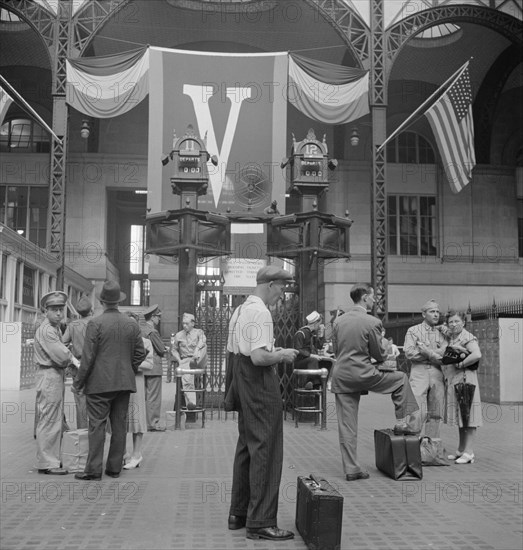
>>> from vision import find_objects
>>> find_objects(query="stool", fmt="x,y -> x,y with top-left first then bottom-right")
174,368 -> 207,429
291,368 -> 328,430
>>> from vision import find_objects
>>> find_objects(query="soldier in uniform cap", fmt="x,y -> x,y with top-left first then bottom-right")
34,291 -> 80,475
226,265 -> 298,541
62,295 -> 92,428
403,298 -> 447,437
141,304 -> 167,431
170,312 -> 207,409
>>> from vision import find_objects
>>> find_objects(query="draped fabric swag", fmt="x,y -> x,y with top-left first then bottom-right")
66,46 -> 368,124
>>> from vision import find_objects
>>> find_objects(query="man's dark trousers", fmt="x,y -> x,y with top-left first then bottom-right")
85,391 -> 130,475
229,354 -> 283,528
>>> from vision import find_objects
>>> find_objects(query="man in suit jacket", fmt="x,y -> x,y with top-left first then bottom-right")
63,295 -> 92,429
331,283 -> 419,481
73,281 -> 146,481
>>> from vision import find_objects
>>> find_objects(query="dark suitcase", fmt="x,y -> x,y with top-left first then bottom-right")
296,474 -> 343,550
374,429 -> 423,480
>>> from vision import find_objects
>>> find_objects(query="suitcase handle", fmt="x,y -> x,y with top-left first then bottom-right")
309,474 -> 323,489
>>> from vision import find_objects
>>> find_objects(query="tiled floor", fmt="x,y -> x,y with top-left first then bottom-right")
1,383 -> 521,550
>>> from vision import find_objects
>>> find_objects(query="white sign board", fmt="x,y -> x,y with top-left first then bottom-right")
222,258 -> 266,295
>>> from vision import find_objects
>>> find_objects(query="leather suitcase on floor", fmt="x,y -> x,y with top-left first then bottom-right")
374,428 -> 423,480
296,474 -> 343,550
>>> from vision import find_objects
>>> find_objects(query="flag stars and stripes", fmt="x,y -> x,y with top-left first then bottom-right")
448,71 -> 472,121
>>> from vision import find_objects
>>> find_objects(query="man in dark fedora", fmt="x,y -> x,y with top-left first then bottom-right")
34,291 -> 79,475
73,281 -> 146,480
63,295 -> 93,429
142,304 -> 167,431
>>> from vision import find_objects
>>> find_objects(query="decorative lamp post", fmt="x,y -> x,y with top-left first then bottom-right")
146,125 -> 230,319
270,129 -> 352,317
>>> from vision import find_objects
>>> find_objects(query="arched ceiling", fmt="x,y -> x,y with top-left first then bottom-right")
389,22 -> 511,97
84,0 -> 357,66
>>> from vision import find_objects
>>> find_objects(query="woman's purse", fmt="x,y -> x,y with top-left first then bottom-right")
138,338 -> 154,372
442,345 -> 479,371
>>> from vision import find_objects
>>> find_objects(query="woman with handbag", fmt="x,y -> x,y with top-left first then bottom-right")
123,312 -> 154,469
442,311 -> 482,464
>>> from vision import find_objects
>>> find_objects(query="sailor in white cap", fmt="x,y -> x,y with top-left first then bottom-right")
34,291 -> 80,475
171,312 -> 207,409
293,310 -> 330,389
403,298 -> 447,438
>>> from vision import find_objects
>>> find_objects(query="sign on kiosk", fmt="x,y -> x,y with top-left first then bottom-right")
222,259 -> 266,295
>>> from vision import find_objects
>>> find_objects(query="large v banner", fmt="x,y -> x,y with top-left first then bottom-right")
147,48 -> 288,216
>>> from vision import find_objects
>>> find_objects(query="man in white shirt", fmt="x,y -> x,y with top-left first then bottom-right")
226,266 -> 298,541
404,299 -> 446,437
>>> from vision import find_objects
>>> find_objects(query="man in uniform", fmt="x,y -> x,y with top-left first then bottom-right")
63,295 -> 92,429
227,265 -> 298,541
34,290 -> 79,475
73,280 -> 145,480
170,312 -> 207,409
404,299 -> 446,438
142,304 -> 167,431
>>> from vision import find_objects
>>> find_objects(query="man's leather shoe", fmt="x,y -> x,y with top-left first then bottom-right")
148,426 -> 166,432
104,470 -> 120,478
74,472 -> 101,481
246,527 -> 294,540
228,515 -> 246,530
346,471 -> 370,481
393,423 -> 419,436
38,468 -> 68,475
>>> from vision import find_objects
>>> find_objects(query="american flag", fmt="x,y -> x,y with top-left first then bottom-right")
425,63 -> 476,193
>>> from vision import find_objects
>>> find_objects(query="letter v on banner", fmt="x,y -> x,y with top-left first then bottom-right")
183,85 -> 252,207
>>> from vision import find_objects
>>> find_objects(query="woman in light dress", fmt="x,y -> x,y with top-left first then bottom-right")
443,311 -> 483,464
124,312 -> 153,469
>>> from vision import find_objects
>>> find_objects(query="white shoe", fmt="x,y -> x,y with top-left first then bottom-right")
455,452 -> 474,464
123,456 -> 143,469
447,451 -> 463,460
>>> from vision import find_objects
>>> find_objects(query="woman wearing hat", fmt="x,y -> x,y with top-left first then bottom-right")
123,312 -> 154,469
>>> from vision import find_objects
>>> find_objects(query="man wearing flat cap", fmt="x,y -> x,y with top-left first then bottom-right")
34,291 -> 80,475
226,265 -> 298,541
404,298 -> 447,438
171,312 -> 207,409
293,310 -> 331,389
73,281 -> 146,480
63,295 -> 93,429
141,304 -> 167,431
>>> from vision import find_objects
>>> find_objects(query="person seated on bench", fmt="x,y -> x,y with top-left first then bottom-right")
293,311 -> 332,390
171,313 -> 207,409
